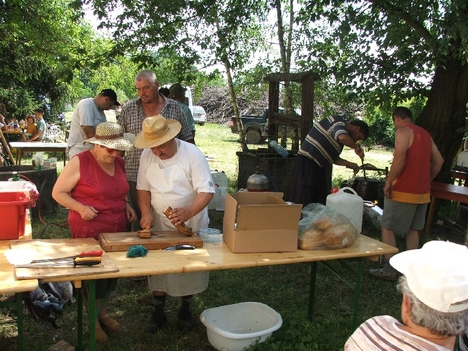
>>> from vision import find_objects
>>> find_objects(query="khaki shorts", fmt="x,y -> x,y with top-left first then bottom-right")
380,198 -> 427,236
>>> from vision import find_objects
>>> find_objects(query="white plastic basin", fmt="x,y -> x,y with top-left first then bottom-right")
200,302 -> 282,351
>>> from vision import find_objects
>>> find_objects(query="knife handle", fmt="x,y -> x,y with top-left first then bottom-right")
78,250 -> 103,257
74,257 -> 102,267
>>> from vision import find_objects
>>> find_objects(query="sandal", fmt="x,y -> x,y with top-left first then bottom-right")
99,316 -> 121,331
85,326 -> 109,342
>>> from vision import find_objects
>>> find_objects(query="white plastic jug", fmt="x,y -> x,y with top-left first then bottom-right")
209,171 -> 228,210
326,187 -> 363,233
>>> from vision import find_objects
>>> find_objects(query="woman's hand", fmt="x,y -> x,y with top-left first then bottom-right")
126,204 -> 136,222
79,205 -> 98,221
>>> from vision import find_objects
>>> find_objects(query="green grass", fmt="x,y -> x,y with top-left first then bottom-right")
0,124 -> 464,350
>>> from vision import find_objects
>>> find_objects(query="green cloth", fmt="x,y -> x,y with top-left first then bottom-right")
126,245 -> 148,258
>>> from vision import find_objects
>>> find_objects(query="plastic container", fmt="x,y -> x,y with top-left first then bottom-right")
0,191 -> 31,239
200,302 -> 282,351
209,170 -> 228,210
198,228 -> 222,242
326,187 -> 363,233
269,140 -> 288,158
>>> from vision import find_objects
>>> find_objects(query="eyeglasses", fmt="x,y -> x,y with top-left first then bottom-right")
99,145 -> 118,153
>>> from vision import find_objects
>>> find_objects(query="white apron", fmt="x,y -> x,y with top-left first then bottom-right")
147,143 -> 209,296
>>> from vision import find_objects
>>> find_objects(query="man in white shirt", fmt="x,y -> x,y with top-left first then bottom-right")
67,89 -> 119,159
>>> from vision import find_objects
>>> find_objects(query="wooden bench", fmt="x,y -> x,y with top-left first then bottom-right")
425,181 -> 468,235
9,142 -> 67,167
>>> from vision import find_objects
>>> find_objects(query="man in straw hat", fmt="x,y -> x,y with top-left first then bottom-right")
345,240 -> 468,351
133,115 -> 214,332
118,70 -> 193,232
67,89 -> 120,160
53,122 -> 136,342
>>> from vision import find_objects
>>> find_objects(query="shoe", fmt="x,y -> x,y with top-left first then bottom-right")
144,310 -> 167,333
177,307 -> 194,331
368,268 -> 398,281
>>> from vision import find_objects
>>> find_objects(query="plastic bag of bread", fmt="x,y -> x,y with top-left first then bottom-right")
298,203 -> 358,250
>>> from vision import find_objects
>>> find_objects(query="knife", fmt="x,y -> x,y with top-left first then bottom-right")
30,250 -> 103,263
15,256 -> 102,268
163,244 -> 195,251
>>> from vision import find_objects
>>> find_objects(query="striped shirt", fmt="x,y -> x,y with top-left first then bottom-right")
345,315 -> 454,350
118,95 -> 193,182
298,115 -> 348,168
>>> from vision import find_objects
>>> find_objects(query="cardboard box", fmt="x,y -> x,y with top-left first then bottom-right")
222,192 -> 302,253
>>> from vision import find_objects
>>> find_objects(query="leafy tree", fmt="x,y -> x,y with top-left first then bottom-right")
297,0 -> 468,180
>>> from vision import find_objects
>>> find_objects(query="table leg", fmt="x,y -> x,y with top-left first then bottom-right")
16,292 -> 24,351
77,287 -> 83,351
352,260 -> 363,329
88,280 -> 96,351
307,262 -> 318,320
425,197 -> 437,236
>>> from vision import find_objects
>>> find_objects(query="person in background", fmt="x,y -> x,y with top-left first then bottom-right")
0,113 -> 8,131
52,122 -> 136,342
67,89 -> 120,159
369,107 -> 444,281
22,108 -> 46,142
134,115 -> 214,333
169,83 -> 196,141
345,240 -> 468,351
0,96 -> 7,119
25,115 -> 36,136
290,115 -> 368,206
159,87 -> 170,98
118,70 -> 194,231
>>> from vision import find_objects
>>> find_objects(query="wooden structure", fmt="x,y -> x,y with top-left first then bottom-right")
9,141 -> 67,166
0,129 -> 16,165
264,71 -> 321,152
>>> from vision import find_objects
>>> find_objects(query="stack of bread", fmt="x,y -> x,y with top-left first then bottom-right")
298,203 -> 358,250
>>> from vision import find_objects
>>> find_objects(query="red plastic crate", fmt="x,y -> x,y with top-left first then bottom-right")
0,192 -> 31,240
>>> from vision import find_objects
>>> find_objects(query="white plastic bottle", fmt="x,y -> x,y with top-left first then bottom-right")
269,140 -> 289,158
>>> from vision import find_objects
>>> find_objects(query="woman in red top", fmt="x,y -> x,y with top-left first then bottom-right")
52,122 -> 136,342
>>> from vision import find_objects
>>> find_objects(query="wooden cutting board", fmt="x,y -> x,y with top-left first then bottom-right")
98,231 -> 204,252
10,238 -> 119,280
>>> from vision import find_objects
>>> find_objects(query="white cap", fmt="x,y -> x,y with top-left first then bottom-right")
390,241 -> 468,313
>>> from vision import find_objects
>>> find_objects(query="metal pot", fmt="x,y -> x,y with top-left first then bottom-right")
247,168 -> 270,192
351,177 -> 384,202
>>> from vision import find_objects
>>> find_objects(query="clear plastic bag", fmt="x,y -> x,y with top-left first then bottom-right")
298,203 -> 358,250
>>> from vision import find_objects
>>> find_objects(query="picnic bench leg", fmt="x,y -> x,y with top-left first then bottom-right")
425,197 -> 437,236
16,292 -> 24,351
307,262 -> 318,320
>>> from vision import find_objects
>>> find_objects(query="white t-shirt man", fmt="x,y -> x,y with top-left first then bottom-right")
67,98 -> 106,159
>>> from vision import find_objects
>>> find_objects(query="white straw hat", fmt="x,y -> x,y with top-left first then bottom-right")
133,115 -> 181,149
390,240 -> 468,313
85,122 -> 134,151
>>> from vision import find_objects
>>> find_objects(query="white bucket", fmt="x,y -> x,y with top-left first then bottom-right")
326,187 -> 363,233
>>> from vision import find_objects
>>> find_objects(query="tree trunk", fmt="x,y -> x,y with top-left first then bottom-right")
417,57 -> 468,182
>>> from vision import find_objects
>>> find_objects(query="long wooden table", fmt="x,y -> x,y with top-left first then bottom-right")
0,213 -> 38,351
13,234 -> 397,351
9,142 -> 67,166
425,181 -> 468,235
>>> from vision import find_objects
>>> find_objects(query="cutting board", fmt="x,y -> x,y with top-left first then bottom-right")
10,238 -> 119,280
98,231 -> 204,252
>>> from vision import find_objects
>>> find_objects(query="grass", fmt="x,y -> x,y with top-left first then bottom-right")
0,124 -> 464,350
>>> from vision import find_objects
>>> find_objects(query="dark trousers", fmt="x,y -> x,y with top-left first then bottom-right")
290,155 -> 331,206
128,180 -> 142,231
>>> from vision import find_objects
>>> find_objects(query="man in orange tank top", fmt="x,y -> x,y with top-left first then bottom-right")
369,107 -> 444,281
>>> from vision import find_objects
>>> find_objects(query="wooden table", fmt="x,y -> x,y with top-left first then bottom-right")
425,181 -> 468,235
0,213 -> 38,351
10,234 -> 397,351
9,142 -> 67,166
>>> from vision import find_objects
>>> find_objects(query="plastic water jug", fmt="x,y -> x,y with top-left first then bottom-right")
209,170 -> 228,210
326,187 -> 363,233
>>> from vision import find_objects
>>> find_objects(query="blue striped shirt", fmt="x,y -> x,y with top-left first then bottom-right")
298,115 -> 349,168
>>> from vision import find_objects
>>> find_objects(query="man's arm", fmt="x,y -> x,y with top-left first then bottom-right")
383,127 -> 410,197
137,189 -> 153,229
337,134 -> 365,159
81,126 -> 96,139
430,139 -> 444,180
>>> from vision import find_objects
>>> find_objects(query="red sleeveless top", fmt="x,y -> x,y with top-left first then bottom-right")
392,124 -> 432,204
68,150 -> 129,239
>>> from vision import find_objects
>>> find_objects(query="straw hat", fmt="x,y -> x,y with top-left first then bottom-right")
85,122 -> 135,151
133,115 -> 181,149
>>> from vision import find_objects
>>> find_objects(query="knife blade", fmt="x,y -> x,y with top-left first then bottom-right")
15,256 -> 102,268
163,244 -> 195,251
31,250 -> 103,263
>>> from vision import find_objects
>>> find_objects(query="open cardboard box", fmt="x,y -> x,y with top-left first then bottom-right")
222,192 -> 302,253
